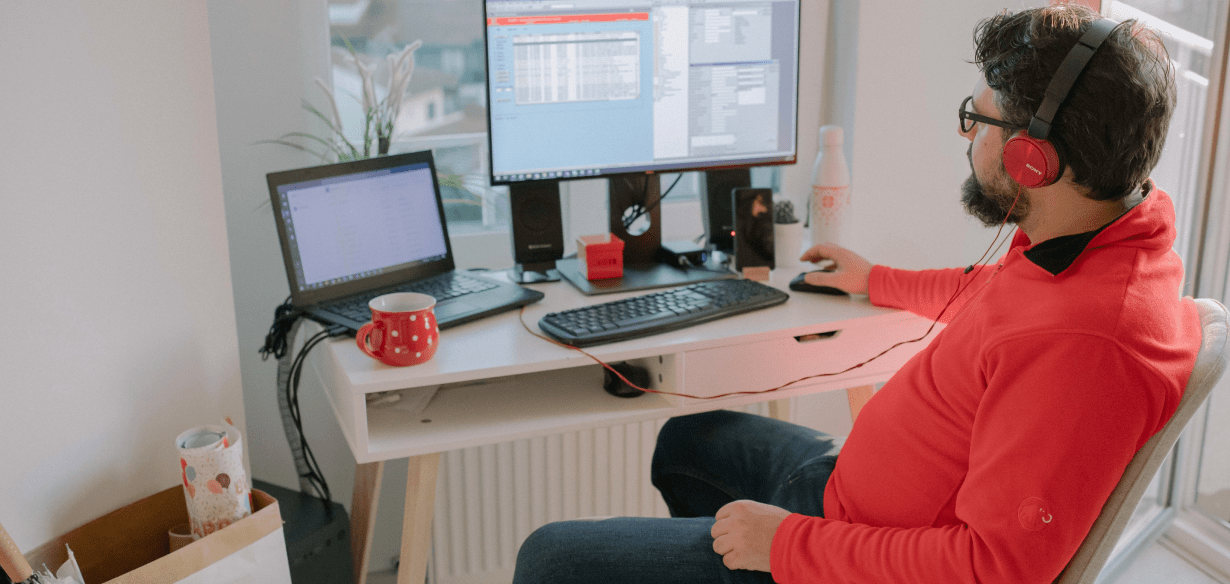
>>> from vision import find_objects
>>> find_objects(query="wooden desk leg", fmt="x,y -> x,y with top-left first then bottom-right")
398,453 -> 441,584
352,461 -> 385,584
846,385 -> 877,422
768,399 -> 791,422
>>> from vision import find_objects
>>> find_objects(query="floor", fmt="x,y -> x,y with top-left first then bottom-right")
1109,539 -> 1226,584
366,537 -> 1227,584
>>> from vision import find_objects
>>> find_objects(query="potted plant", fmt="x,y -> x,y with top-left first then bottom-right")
773,199 -> 805,268
263,40 -> 423,162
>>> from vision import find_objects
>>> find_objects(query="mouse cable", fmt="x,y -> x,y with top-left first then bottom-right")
516,186 -> 1024,400
518,305 -> 945,400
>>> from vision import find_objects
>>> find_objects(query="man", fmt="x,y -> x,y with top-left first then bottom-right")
513,6 -> 1202,583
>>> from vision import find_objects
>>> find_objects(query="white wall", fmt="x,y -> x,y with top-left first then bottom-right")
206,0 -> 358,505
841,0 -> 1046,270
0,3 -> 243,552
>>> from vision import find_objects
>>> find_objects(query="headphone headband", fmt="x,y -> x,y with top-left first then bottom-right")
1027,18 -> 1118,139
1004,17 -> 1119,188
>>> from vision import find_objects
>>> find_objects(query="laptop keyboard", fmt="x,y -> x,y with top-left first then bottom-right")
331,272 -> 499,322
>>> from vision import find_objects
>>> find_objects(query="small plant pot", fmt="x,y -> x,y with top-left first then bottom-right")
774,222 -> 805,269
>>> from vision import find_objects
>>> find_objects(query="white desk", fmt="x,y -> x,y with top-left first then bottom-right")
309,268 -> 935,584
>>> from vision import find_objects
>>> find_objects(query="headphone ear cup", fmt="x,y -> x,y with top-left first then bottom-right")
1003,133 -> 1061,188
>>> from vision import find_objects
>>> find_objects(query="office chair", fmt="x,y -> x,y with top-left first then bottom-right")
1054,297 -> 1229,584
837,299 -> 1227,583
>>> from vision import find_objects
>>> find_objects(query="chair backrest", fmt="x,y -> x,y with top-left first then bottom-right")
1054,298 -> 1230,584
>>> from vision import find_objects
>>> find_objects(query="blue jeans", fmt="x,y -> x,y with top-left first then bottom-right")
512,410 -> 843,584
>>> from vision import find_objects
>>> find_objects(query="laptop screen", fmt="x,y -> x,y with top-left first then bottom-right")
268,151 -> 456,306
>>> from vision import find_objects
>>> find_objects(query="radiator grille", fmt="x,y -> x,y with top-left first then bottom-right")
430,404 -> 769,584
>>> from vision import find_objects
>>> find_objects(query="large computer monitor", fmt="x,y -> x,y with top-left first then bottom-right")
483,0 -> 801,273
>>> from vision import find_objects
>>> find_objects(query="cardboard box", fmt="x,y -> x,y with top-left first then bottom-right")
577,233 -> 624,280
25,487 -> 288,584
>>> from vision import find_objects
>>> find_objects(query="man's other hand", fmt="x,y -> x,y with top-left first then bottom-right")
710,500 -> 790,572
800,243 -> 872,294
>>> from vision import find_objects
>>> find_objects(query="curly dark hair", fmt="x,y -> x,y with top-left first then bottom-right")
973,4 -> 1175,201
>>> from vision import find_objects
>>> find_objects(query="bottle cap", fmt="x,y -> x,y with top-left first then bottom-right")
820,125 -> 844,147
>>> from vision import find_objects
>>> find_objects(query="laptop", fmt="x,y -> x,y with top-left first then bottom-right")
267,150 -> 544,333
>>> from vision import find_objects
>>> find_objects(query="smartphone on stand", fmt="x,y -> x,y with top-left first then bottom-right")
732,187 -> 775,271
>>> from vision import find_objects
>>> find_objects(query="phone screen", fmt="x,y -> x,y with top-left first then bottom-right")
732,187 -> 775,271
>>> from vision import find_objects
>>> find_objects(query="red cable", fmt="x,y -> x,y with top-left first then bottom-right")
518,186 -> 1024,400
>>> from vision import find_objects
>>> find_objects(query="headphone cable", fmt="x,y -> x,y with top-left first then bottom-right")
519,186 -> 1025,400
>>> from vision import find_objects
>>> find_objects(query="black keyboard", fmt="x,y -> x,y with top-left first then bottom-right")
539,279 -> 789,347
332,272 -> 499,321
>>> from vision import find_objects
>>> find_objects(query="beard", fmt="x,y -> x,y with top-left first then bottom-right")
961,147 -> 1028,227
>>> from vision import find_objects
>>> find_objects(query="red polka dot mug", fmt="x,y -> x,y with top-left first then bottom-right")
356,292 -> 439,366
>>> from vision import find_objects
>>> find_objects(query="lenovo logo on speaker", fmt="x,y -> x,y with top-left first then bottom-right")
528,243 -> 553,250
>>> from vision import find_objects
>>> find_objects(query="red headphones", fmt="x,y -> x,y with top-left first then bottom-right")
1001,18 -> 1118,189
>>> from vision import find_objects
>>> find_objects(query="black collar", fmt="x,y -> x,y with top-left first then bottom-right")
1022,226 -> 1109,275
1021,182 -> 1149,276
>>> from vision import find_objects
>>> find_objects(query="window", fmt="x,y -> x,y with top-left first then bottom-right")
1100,1 -> 1230,580
327,0 -> 782,248
328,0 -> 502,236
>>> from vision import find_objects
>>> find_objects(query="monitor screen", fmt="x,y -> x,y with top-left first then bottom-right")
484,0 -> 800,184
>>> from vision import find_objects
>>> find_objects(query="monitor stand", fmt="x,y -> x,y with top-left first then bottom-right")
607,173 -> 662,265
556,172 -> 736,295
555,257 -> 735,296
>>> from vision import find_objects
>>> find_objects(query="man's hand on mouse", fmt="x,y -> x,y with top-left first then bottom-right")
799,243 -> 872,295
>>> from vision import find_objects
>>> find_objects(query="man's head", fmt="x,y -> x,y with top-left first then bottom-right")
971,5 -> 1175,203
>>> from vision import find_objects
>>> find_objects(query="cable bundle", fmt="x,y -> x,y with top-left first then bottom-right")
260,297 -> 338,504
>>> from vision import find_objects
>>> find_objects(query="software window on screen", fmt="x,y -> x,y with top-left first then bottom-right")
485,0 -> 800,182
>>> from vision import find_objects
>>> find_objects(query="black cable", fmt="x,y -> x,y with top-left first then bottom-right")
677,254 -> 732,274
279,322 -> 347,504
621,173 -> 685,230
297,330 -> 341,498
259,295 -> 301,361
260,293 -> 353,504
287,328 -> 334,502
260,297 -> 330,501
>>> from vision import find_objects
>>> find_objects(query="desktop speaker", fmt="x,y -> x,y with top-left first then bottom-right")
509,181 -> 565,271
699,169 -> 751,254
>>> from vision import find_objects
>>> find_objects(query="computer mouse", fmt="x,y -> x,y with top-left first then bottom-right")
790,271 -> 848,296
603,362 -> 649,398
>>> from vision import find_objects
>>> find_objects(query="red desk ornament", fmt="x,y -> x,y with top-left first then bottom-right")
577,234 -> 624,280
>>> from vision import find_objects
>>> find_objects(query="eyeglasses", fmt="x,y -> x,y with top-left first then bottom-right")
959,95 -> 1014,133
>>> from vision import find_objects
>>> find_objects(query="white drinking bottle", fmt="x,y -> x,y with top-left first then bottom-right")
809,125 -> 850,247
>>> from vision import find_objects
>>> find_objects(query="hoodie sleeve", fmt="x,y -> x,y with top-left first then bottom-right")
767,333 -> 1166,584
868,264 -> 989,322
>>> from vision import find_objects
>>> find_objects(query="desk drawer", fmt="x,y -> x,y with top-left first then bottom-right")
681,315 -> 934,401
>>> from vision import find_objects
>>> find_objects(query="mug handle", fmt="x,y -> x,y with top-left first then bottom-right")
356,321 -> 385,359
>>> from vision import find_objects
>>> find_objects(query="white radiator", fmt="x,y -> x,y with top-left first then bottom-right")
429,404 -> 770,584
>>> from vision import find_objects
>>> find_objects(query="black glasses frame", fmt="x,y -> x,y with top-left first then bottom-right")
959,96 -> 1015,133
